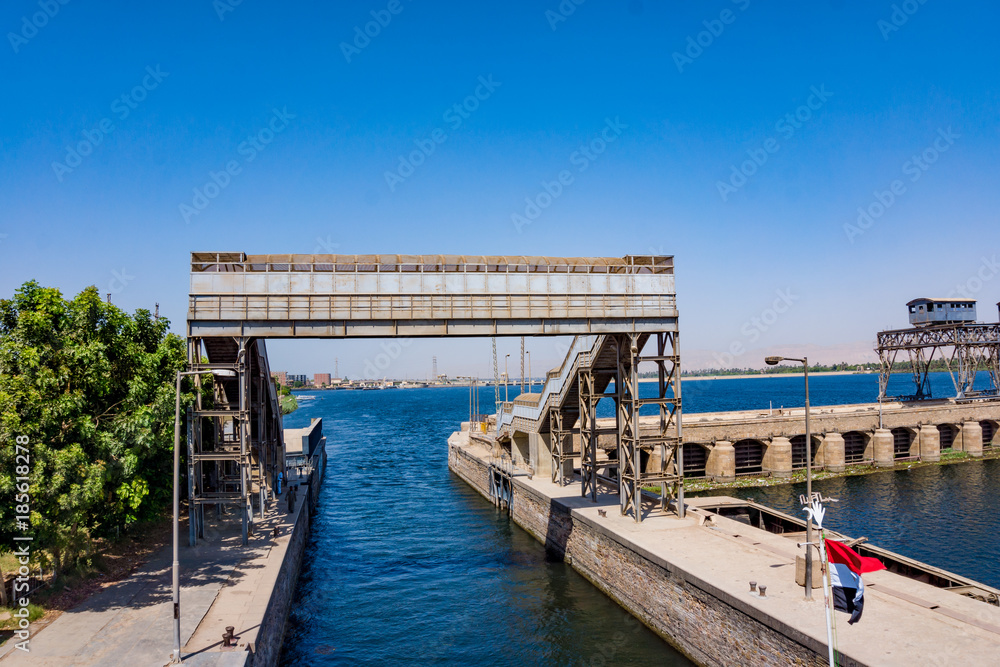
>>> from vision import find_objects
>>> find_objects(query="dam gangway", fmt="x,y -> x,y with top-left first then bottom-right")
187,252 -> 682,525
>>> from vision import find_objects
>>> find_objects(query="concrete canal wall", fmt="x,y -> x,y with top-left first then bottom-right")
184,448 -> 327,667
449,440 -> 828,666
246,449 -> 325,666
448,430 -> 1000,667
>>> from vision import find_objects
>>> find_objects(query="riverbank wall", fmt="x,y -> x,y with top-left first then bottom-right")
246,448 -> 326,666
182,447 -> 327,666
448,430 -> 1000,666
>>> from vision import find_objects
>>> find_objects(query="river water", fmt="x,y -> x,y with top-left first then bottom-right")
279,372 -> 997,664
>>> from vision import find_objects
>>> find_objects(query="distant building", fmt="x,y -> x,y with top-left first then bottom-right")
907,298 -> 977,327
287,374 -> 309,385
272,371 -> 288,386
314,373 -> 331,386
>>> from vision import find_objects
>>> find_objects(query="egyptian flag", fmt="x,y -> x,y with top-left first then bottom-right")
825,539 -> 886,625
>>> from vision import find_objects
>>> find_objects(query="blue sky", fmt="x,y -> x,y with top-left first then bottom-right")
2,0 -> 998,377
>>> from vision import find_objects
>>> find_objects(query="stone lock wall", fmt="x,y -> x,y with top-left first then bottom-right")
448,440 -> 848,667
664,401 -> 1000,481
250,450 -> 326,666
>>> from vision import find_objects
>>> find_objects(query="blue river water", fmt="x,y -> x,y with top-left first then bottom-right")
280,372 -> 998,664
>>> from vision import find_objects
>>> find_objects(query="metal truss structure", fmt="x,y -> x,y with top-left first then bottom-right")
615,332 -> 683,522
549,407 -> 575,486
185,336 -> 284,546
578,367 -> 618,501
567,333 -> 684,521
876,323 -> 1000,402
187,252 -> 682,534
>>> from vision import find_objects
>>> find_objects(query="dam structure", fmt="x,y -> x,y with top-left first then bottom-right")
187,251 -> 682,522
182,251 -> 1000,664
455,278 -> 1000,664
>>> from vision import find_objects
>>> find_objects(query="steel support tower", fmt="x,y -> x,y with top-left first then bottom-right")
614,332 -> 683,522
185,336 -> 284,546
877,323 -> 1000,402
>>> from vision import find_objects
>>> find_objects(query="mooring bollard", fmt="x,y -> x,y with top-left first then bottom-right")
759,585 -> 767,598
223,626 -> 236,647
750,581 -> 757,593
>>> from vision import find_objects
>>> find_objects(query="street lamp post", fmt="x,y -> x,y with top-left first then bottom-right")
765,354 -> 814,601
504,354 -> 510,403
526,351 -> 532,392
172,368 -> 235,664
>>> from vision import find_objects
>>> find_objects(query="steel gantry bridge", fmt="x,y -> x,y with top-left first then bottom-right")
876,322 -> 1000,403
186,252 -> 682,535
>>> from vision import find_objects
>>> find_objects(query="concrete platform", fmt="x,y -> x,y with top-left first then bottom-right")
0,468 -> 317,667
449,430 -> 1000,666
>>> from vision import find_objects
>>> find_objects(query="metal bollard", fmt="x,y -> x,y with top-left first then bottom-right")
750,581 -> 757,593
759,585 -> 767,598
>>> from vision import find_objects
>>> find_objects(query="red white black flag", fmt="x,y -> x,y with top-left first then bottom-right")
825,539 -> 886,624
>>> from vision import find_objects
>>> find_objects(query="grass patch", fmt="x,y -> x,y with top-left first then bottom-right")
0,603 -> 45,630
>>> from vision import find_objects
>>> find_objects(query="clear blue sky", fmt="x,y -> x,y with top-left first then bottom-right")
2,0 -> 998,376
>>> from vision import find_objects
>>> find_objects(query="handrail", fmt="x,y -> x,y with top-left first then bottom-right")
496,334 -> 604,436
191,254 -> 675,275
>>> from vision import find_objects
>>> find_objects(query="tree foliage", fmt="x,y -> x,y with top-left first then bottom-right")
0,281 -> 187,572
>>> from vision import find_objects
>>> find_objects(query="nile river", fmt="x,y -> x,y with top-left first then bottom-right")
279,372 -> 998,664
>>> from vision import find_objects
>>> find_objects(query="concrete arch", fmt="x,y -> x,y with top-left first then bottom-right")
682,443 -> 709,478
789,434 -> 821,469
733,439 -> 765,475
842,431 -> 870,464
891,427 -> 916,459
981,420 -> 998,448
937,423 -> 959,450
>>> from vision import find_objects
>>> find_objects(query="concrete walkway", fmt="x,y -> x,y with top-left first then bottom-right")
454,432 -> 1000,665
0,487 -> 304,667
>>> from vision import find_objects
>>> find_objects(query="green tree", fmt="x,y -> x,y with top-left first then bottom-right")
0,282 -> 187,574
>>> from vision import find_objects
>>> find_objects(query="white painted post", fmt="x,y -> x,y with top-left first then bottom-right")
818,531 -> 836,667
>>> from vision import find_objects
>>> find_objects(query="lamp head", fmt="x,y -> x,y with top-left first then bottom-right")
764,356 -> 784,366
213,370 -> 237,378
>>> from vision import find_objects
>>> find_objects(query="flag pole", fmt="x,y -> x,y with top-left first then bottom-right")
818,528 -> 836,667
804,496 -> 837,667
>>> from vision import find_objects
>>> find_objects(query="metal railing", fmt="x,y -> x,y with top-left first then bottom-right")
497,335 -> 602,436
189,293 -> 677,322
191,254 -> 675,275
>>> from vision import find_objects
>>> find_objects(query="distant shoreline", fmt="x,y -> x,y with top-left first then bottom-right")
668,370 -> 876,382
288,370 -> 879,391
